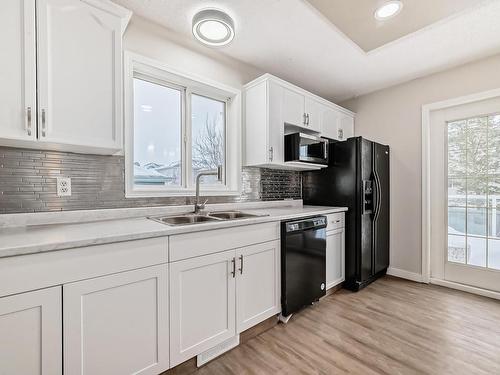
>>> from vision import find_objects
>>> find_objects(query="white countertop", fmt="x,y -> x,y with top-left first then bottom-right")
0,201 -> 347,258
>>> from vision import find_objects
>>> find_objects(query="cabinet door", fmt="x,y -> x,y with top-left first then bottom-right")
320,106 -> 340,140
0,287 -> 62,375
326,229 -> 345,289
37,0 -> 122,152
338,114 -> 354,141
0,0 -> 36,143
236,240 -> 280,333
305,97 -> 322,132
170,250 -> 236,367
63,265 -> 169,375
282,86 -> 305,128
268,80 -> 285,164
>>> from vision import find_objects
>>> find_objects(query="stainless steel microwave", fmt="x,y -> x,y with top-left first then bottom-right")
284,133 -> 329,165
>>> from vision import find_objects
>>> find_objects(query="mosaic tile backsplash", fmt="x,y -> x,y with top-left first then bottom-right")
0,147 -> 302,214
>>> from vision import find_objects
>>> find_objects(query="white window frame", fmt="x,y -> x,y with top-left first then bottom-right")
124,51 -> 242,197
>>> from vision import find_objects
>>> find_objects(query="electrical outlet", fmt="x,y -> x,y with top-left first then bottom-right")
56,177 -> 71,197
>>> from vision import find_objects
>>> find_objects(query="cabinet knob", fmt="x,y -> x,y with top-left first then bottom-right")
269,147 -> 274,162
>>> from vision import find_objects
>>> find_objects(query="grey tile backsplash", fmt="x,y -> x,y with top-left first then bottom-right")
0,147 -> 302,214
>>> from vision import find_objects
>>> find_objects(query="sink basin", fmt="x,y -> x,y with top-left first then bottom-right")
149,211 -> 267,226
207,211 -> 262,220
151,215 -> 221,226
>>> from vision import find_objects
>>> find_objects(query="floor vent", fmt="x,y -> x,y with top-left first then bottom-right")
196,335 -> 240,367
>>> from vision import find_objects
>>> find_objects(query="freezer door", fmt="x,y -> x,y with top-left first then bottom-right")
359,138 -> 373,282
373,143 -> 390,274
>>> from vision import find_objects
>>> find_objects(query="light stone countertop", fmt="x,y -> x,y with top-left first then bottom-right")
0,201 -> 347,258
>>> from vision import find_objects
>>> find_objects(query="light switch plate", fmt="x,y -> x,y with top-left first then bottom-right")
56,177 -> 72,197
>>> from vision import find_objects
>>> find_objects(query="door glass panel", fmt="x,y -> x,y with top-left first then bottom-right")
467,237 -> 487,267
447,114 -> 500,270
448,235 -> 466,264
467,208 -> 487,237
467,178 -> 487,207
488,208 -> 500,239
488,239 -> 500,270
448,207 -> 466,234
448,179 -> 466,207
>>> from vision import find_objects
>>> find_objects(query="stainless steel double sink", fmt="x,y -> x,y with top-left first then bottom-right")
149,211 -> 266,226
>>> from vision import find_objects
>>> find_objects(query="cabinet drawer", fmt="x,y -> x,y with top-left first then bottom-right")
169,222 -> 280,262
326,213 -> 345,230
0,237 -> 168,298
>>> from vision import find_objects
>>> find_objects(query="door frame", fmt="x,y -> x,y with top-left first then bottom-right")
421,87 -> 500,300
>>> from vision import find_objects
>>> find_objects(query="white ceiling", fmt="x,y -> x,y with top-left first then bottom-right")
306,0 -> 486,52
112,0 -> 500,102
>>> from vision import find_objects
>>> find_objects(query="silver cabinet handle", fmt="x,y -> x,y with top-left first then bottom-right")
306,114 -> 310,126
41,109 -> 46,137
303,113 -> 307,126
238,255 -> 243,275
26,107 -> 32,136
338,128 -> 343,140
231,257 -> 236,278
269,147 -> 274,162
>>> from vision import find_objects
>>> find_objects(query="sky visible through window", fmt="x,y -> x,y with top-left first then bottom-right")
133,78 -> 225,187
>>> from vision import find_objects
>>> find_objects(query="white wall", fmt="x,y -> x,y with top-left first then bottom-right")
123,16 -> 262,90
341,53 -> 500,276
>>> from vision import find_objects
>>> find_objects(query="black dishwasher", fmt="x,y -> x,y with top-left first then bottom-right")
281,216 -> 327,317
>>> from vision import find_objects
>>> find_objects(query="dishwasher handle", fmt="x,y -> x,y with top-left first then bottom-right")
284,216 -> 327,233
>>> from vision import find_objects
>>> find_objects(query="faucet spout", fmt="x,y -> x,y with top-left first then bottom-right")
194,165 -> 223,213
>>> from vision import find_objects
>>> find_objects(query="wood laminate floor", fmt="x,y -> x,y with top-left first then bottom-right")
187,276 -> 500,375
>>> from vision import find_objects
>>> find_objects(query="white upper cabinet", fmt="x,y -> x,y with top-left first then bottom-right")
282,86 -> 306,128
37,0 -> 127,153
0,0 -> 36,143
320,105 -> 340,140
338,114 -> 355,141
304,97 -> 322,132
244,74 -> 354,170
0,0 -> 131,154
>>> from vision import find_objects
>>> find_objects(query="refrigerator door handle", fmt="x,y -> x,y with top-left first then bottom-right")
373,171 -> 382,222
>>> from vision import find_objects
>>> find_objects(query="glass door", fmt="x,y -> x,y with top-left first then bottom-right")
445,113 -> 500,290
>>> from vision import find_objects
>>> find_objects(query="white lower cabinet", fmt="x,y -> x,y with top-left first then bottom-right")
169,250 -> 236,367
63,265 -> 169,375
169,239 -> 281,367
236,240 -> 280,333
0,286 -> 62,375
326,228 -> 345,289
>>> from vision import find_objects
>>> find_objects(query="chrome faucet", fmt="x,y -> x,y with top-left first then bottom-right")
194,166 -> 223,214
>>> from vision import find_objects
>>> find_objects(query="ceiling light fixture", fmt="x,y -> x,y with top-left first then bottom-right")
192,9 -> 235,47
374,1 -> 403,21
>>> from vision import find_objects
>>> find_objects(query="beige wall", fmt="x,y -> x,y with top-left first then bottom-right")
123,16 -> 262,90
341,53 -> 500,276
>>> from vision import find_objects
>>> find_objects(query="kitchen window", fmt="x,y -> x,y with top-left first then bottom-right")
124,53 -> 241,197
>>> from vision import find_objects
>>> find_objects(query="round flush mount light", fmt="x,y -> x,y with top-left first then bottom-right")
192,9 -> 235,46
374,1 -> 403,21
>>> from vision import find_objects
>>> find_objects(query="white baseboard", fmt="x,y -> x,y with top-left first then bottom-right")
387,267 -> 424,283
430,278 -> 500,301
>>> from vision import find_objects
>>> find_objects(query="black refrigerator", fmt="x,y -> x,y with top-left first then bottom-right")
303,137 -> 390,291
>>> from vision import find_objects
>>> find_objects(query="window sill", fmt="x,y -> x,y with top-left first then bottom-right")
125,188 -> 242,199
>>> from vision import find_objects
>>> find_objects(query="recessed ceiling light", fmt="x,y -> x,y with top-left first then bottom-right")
374,1 -> 403,21
192,9 -> 235,47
